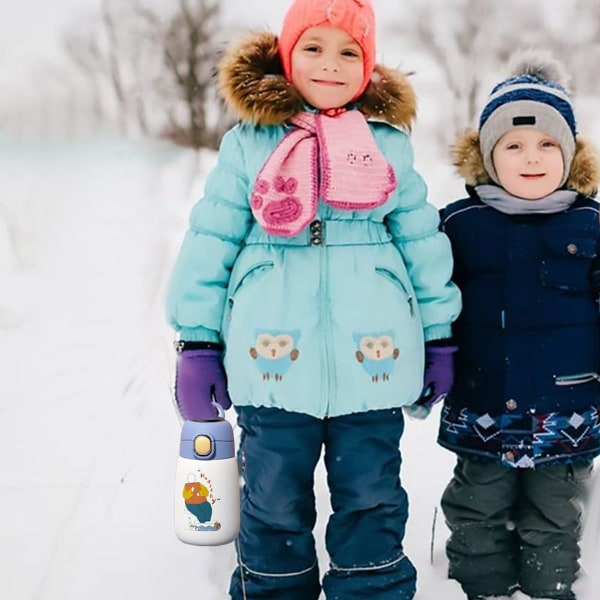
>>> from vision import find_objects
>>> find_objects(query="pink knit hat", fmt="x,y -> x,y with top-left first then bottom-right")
278,0 -> 376,100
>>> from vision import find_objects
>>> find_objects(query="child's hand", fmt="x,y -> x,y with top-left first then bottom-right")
405,341 -> 458,420
175,347 -> 232,420
403,403 -> 433,420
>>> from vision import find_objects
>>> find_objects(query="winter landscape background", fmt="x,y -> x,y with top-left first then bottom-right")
2,1 -> 600,599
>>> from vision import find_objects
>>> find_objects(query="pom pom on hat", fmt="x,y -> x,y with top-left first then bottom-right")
507,48 -> 571,90
478,49 -> 577,187
278,0 -> 376,100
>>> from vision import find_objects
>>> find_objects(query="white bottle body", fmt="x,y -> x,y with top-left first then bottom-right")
174,455 -> 240,545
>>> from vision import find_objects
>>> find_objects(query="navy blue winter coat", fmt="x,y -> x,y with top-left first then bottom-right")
438,187 -> 600,467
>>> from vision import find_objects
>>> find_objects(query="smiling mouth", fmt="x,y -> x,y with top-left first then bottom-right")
311,79 -> 345,86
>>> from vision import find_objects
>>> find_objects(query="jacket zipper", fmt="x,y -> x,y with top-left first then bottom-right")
313,219 -> 335,415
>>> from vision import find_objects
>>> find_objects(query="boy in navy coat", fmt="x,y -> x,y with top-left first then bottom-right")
436,51 -> 600,600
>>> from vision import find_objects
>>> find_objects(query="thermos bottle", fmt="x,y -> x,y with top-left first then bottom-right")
174,407 -> 240,545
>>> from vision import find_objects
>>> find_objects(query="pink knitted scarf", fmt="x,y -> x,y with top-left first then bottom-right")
250,109 -> 396,237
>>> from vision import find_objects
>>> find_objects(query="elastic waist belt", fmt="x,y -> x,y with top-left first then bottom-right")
244,220 -> 392,247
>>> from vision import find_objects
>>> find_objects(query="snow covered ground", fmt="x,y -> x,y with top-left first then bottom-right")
1,131 -> 598,600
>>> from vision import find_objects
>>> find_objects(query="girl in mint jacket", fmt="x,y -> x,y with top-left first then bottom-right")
166,1 -> 460,598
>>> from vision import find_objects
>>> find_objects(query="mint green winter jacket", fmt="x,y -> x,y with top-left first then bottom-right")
166,32 -> 461,418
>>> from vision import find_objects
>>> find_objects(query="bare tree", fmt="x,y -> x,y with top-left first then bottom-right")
62,0 -> 229,148
387,0 -> 600,146
138,0 -> 223,147
391,0 -> 533,143
101,0 -> 129,134
63,28 -> 107,126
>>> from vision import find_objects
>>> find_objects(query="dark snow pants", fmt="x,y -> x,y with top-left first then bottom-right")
441,457 -> 592,600
229,406 -> 417,600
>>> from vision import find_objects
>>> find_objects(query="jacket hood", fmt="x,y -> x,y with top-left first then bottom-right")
452,129 -> 600,197
217,31 -> 416,130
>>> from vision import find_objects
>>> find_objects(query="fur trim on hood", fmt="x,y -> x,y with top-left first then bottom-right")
217,31 -> 416,130
451,129 -> 600,197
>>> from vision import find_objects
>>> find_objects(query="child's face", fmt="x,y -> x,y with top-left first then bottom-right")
290,25 -> 364,111
491,128 -> 564,200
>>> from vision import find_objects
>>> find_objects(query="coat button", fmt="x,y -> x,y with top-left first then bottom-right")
567,243 -> 578,255
506,398 -> 517,410
310,220 -> 323,245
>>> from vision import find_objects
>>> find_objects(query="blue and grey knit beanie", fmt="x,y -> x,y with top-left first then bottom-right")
479,50 -> 577,187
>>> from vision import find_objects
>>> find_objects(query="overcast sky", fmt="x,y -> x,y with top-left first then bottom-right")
1,0 -> 88,66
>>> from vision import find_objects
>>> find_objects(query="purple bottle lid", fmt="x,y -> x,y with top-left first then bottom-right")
179,404 -> 235,460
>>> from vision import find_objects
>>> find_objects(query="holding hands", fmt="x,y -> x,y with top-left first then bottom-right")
405,341 -> 458,419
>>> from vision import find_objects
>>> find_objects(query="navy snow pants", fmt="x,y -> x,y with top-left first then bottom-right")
229,406 -> 417,600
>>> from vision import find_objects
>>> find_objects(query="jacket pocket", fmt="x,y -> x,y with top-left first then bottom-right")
554,371 -> 600,386
375,266 -> 415,317
226,260 -> 274,318
541,229 -> 597,293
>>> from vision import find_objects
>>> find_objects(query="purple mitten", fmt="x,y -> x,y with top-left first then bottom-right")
405,342 -> 458,419
175,348 -> 232,420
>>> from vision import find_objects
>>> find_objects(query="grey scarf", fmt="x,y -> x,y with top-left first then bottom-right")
476,184 -> 578,215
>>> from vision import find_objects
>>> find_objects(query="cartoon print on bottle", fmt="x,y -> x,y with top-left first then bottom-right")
182,472 -> 221,531
354,331 -> 400,382
249,330 -> 300,381
175,416 -> 240,546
